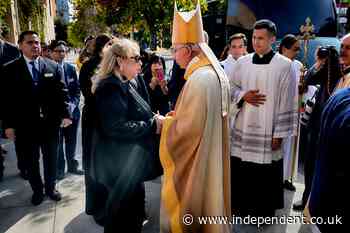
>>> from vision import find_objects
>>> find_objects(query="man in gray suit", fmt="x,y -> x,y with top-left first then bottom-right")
50,40 -> 83,179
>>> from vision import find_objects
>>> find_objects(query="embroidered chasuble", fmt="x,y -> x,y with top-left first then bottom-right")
159,54 -> 231,233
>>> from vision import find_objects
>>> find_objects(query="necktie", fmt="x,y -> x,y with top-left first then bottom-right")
29,60 -> 39,83
60,64 -> 68,86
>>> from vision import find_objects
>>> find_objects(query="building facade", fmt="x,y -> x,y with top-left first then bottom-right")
56,0 -> 73,25
3,0 -> 56,44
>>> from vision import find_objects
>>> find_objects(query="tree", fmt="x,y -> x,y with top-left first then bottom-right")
69,0 -> 209,48
0,0 -> 11,37
68,0 -> 109,47
98,0 -> 207,49
55,18 -> 68,41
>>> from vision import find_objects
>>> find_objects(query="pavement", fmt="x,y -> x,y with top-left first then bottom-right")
0,134 -> 317,233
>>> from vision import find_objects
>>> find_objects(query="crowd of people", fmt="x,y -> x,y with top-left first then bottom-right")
0,2 -> 347,233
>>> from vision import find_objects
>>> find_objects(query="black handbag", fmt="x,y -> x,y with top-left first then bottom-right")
129,84 -> 163,181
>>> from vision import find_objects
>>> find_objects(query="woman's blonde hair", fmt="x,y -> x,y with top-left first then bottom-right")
91,38 -> 140,93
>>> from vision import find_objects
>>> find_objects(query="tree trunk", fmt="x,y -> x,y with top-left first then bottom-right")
150,29 -> 157,50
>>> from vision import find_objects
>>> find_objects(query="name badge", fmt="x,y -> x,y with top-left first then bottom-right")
44,73 -> 54,78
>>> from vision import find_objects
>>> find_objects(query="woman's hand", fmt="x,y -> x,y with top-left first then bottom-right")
314,57 -> 326,71
155,113 -> 165,134
160,79 -> 168,95
149,77 -> 159,90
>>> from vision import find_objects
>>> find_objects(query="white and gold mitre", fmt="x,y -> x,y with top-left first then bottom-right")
172,1 -> 205,44
172,1 -> 230,117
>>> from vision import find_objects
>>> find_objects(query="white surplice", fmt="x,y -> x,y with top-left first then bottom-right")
283,59 -> 303,180
230,53 -> 298,164
221,54 -> 236,79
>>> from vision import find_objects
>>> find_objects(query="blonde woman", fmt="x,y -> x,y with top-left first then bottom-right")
91,38 -> 164,233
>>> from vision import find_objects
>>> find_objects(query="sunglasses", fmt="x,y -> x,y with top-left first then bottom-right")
53,49 -> 66,53
128,55 -> 142,63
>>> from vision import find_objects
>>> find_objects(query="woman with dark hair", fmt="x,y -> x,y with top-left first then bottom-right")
293,46 -> 342,211
76,36 -> 95,70
143,54 -> 170,115
305,46 -> 342,138
79,33 -> 112,225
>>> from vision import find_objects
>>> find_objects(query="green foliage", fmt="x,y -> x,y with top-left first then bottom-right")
69,0 -> 210,48
55,18 -> 68,42
101,0 -> 207,48
67,21 -> 85,48
68,0 -> 109,46
0,0 -> 11,36
17,0 -> 46,39
0,0 -> 11,18
177,0 -> 208,11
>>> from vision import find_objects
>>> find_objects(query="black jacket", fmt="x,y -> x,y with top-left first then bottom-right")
167,62 -> 185,109
305,64 -> 340,131
0,41 -> 20,121
0,40 -> 20,66
79,56 -> 100,114
2,56 -> 70,131
91,74 -> 161,189
143,70 -> 170,115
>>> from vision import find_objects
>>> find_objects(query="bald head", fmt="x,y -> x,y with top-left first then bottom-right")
340,34 -> 350,67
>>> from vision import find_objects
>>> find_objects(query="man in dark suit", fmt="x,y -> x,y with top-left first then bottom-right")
0,38 -> 21,181
0,38 -> 21,65
2,31 -> 72,205
306,88 -> 347,233
50,40 -> 83,179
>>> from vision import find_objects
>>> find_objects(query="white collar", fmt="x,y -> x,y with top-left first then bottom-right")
225,54 -> 236,62
23,55 -> 39,65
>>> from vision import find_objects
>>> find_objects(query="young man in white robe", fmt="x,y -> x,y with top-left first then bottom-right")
229,19 -> 298,217
279,34 -> 303,192
221,33 -> 248,78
